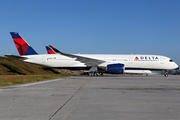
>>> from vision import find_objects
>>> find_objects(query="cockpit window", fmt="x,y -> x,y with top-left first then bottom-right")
169,60 -> 173,62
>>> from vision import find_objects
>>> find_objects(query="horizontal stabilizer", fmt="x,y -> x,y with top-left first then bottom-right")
5,54 -> 28,60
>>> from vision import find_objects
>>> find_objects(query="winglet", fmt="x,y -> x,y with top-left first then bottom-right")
46,46 -> 55,54
49,45 -> 73,57
49,45 -> 62,54
10,32 -> 38,56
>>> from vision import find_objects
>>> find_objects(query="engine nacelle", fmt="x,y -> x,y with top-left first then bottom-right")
107,63 -> 124,74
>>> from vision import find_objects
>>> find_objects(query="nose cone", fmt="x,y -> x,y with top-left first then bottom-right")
174,62 -> 179,70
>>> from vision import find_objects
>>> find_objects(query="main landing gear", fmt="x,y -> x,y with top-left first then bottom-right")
88,72 -> 103,76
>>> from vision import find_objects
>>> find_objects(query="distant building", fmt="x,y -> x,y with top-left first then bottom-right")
169,70 -> 180,75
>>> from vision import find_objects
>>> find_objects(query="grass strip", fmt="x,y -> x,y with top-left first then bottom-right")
1,63 -> 23,74
0,74 -> 72,87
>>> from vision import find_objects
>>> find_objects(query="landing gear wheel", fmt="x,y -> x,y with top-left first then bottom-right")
164,74 -> 168,77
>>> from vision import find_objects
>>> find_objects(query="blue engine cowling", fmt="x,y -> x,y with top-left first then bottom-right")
107,63 -> 124,74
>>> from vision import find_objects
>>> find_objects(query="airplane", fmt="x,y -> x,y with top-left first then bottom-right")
46,46 -> 55,54
5,32 -> 179,77
48,45 -> 179,77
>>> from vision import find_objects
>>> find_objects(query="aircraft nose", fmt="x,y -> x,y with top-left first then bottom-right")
173,62 -> 179,70
175,63 -> 179,70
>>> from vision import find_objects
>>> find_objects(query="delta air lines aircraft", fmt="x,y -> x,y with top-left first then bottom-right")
5,32 -> 179,77
46,46 -> 55,54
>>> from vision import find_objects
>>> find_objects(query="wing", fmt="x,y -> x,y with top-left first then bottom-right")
49,45 -> 105,66
5,54 -> 28,60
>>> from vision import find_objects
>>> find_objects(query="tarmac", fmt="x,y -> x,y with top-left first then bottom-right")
0,74 -> 180,120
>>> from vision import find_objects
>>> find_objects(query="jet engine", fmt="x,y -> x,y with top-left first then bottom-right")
107,63 -> 124,74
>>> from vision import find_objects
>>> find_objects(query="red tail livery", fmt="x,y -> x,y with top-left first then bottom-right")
46,46 -> 55,54
10,32 -> 38,56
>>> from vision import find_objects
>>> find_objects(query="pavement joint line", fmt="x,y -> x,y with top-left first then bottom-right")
49,82 -> 86,120
0,78 -> 64,91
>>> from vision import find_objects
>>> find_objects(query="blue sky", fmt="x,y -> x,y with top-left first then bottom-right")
0,0 -> 180,66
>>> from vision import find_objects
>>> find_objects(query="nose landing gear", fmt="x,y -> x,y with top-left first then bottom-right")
164,70 -> 168,77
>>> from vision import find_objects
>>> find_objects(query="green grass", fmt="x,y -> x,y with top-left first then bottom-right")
0,74 -> 72,87
1,63 -> 23,74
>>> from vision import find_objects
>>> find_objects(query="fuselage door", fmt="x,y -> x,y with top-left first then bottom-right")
160,58 -> 164,64
42,56 -> 46,63
129,57 -> 133,64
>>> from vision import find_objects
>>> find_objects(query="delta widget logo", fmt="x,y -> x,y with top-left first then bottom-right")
134,56 -> 159,61
135,56 -> 139,60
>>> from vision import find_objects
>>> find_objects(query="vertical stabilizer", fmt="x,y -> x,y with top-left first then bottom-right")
10,32 -> 38,56
46,46 -> 55,54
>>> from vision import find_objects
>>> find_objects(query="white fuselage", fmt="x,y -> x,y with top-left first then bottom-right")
21,54 -> 178,74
